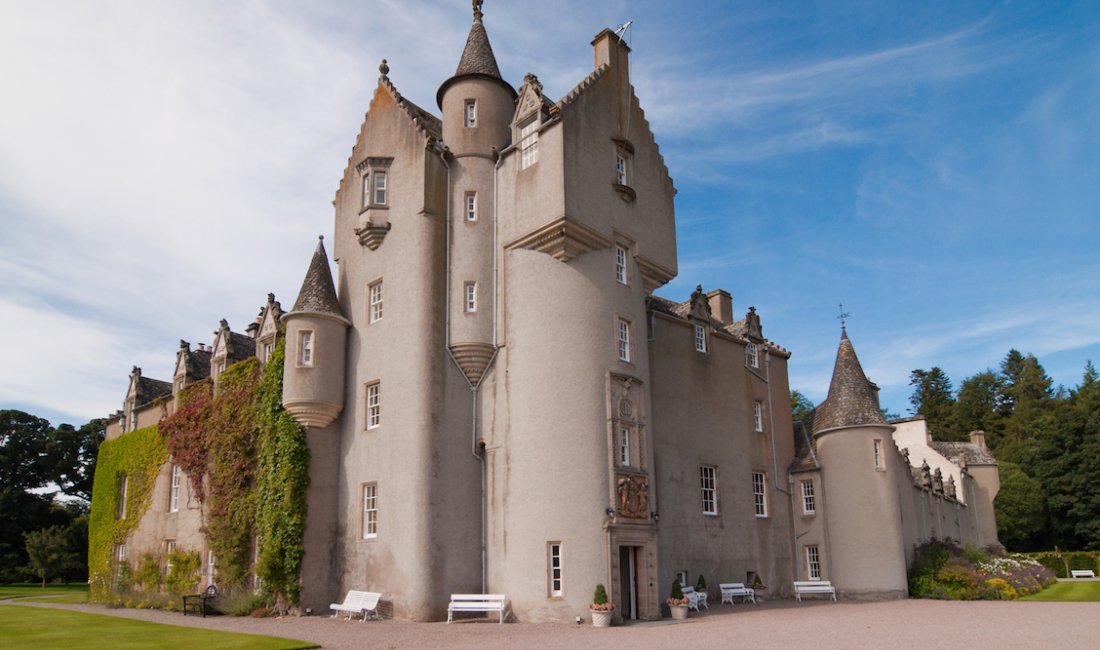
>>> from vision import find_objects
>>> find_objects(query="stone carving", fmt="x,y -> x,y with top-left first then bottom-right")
615,474 -> 649,519
619,398 -> 633,419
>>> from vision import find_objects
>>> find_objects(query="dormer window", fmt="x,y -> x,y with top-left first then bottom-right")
519,118 -> 539,169
464,99 -> 477,127
694,325 -> 708,353
745,342 -> 759,368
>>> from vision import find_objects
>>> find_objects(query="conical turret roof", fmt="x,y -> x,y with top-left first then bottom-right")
813,329 -> 887,433
291,236 -> 343,317
436,1 -> 515,107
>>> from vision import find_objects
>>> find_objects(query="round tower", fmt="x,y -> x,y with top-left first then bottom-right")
437,0 -> 516,385
282,236 -> 350,428
812,329 -> 908,598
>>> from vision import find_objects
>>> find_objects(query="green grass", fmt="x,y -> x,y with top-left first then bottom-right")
1021,580 -> 1100,602
0,606 -> 317,649
0,584 -> 88,601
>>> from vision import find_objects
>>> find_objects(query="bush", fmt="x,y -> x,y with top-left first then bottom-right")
1034,554 -> 1068,579
132,553 -> 162,592
221,592 -> 270,617
165,549 -> 201,596
1066,552 -> 1098,573
909,539 -> 1055,600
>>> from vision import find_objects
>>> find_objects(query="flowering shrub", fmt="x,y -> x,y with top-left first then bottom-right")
909,538 -> 1055,600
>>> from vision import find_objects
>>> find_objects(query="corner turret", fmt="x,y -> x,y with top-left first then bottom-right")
436,0 -> 516,155
281,236 -> 350,428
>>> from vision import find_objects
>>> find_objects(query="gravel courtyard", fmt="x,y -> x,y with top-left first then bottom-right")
11,597 -> 1098,649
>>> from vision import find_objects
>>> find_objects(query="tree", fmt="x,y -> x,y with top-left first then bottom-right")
952,370 -> 1004,443
24,524 -> 81,587
0,410 -> 54,490
47,418 -> 106,502
994,461 -> 1046,551
908,368 -> 958,439
790,390 -> 815,422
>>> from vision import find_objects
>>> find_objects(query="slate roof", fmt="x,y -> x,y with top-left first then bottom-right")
790,419 -> 820,472
435,4 -> 515,108
136,375 -> 172,407
179,343 -> 211,381
647,294 -> 789,355
929,440 -> 997,465
226,331 -> 255,364
812,330 -> 888,434
291,237 -> 344,317
380,77 -> 442,141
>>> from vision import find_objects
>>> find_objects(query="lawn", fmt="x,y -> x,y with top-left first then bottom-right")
0,584 -> 88,601
0,606 -> 317,649
1021,580 -> 1100,602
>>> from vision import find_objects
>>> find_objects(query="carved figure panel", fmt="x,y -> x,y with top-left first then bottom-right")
616,474 -> 649,519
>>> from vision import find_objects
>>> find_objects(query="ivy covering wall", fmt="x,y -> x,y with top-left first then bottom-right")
87,425 -> 168,601
89,337 -> 310,607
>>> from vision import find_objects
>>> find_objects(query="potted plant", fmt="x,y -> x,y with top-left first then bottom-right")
751,573 -> 766,591
590,583 -> 615,627
666,580 -> 689,620
696,574 -> 707,595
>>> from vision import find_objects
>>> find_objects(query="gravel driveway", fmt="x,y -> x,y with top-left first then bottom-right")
10,597 -> 1098,649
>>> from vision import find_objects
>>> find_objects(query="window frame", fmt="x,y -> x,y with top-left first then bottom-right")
169,464 -> 181,513
617,318 -> 632,363
745,341 -> 759,368
801,479 -> 816,515
362,483 -> 378,539
694,324 -> 708,353
366,382 -> 381,429
464,99 -> 477,128
464,281 -> 477,313
369,280 -> 383,323
548,542 -> 563,598
117,473 -> 128,519
874,439 -> 884,471
752,471 -> 768,518
700,465 -> 718,516
372,170 -> 388,206
614,245 -> 628,285
753,400 -> 764,432
519,117 -> 539,169
615,151 -> 628,186
619,427 -> 631,467
464,192 -> 477,222
806,545 -> 821,580
297,330 -> 314,367
165,540 -> 176,573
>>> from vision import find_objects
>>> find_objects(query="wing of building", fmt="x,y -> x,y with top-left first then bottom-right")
98,3 -> 999,622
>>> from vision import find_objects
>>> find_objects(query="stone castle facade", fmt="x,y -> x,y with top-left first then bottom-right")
102,4 -> 999,622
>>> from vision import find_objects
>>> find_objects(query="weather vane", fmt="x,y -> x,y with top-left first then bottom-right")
837,303 -> 850,331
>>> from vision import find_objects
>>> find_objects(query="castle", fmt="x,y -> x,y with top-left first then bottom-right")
101,3 -> 999,622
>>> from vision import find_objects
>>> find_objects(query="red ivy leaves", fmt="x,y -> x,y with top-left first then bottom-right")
161,382 -> 213,502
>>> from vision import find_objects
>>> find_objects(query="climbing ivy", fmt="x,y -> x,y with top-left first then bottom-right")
255,339 -> 310,606
87,425 -> 168,602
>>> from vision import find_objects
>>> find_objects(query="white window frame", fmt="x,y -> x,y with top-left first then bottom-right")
262,342 -> 273,363
366,382 -> 381,429
169,464 -> 181,513
369,280 -> 383,323
753,401 -> 764,432
116,542 -> 126,563
700,465 -> 718,516
548,542 -> 563,598
874,439 -> 884,470
807,545 -> 821,580
207,550 -> 217,583
464,99 -> 477,127
617,318 -> 631,363
801,479 -> 816,515
615,151 -> 627,186
619,427 -> 631,467
465,192 -> 477,222
297,330 -> 314,367
362,483 -> 378,539
464,282 -> 477,313
753,471 -> 768,517
372,170 -> 388,206
746,342 -> 759,368
695,325 -> 708,353
614,245 -> 627,284
520,118 -> 539,169
129,410 -> 138,432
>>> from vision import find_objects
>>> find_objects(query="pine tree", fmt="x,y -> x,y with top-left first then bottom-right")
908,367 -> 958,439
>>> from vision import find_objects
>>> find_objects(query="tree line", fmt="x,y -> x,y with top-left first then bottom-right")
0,409 -> 104,584
907,350 -> 1100,552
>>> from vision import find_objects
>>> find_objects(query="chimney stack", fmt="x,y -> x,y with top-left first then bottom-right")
969,430 -> 987,448
706,289 -> 733,325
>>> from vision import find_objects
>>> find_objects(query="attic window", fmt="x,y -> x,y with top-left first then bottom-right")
745,342 -> 759,368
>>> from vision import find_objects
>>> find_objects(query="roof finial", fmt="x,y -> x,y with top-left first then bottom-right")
379,59 -> 389,79
837,302 -> 850,334
473,0 -> 484,22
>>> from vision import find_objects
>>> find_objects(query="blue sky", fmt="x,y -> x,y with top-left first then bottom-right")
1,1 -> 1097,427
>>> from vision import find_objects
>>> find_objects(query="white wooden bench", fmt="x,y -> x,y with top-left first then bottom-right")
794,580 -> 837,601
1071,569 -> 1096,578
680,585 -> 708,611
719,582 -> 756,604
447,594 -> 508,624
330,590 -> 382,621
